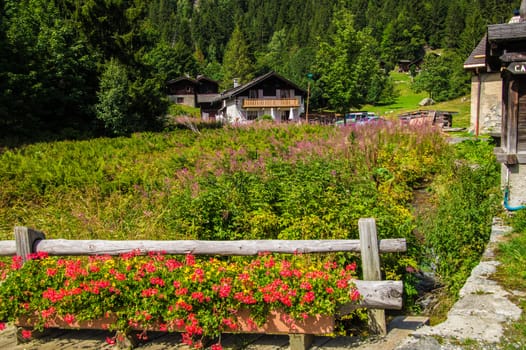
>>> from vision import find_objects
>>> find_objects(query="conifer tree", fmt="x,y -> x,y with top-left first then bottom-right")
221,25 -> 254,90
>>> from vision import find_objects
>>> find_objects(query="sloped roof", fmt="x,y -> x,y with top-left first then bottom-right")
217,71 -> 306,101
464,35 -> 487,70
487,22 -> 526,42
196,75 -> 219,84
166,76 -> 198,85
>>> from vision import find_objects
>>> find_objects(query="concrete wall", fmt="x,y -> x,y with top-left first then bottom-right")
167,95 -> 196,107
501,164 -> 526,207
470,73 -> 502,135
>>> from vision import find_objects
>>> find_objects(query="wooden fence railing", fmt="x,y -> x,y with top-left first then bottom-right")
0,218 -> 405,350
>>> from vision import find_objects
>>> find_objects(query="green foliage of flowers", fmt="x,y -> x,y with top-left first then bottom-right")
415,139 -> 500,296
0,251 -> 359,347
0,123 -> 449,243
496,211 -> 526,348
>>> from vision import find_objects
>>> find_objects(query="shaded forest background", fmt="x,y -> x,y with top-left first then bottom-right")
0,0 -> 520,140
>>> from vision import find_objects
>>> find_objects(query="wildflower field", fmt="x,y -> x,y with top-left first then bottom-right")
0,122 -> 500,343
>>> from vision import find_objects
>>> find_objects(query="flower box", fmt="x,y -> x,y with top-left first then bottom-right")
16,309 -> 335,335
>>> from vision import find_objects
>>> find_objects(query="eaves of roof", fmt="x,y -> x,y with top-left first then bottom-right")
215,71 -> 306,102
464,35 -> 487,71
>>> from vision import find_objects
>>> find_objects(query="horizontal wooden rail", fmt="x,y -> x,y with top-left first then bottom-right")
343,280 -> 403,311
0,241 -> 15,256
37,238 -> 405,256
0,235 -> 406,258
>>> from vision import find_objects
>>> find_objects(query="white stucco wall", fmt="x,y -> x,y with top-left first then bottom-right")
470,73 -> 502,135
167,95 -> 196,107
218,96 -> 304,123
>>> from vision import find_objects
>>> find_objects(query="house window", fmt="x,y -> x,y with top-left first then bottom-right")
281,110 -> 290,122
280,89 -> 291,98
176,97 -> 184,104
246,111 -> 258,120
263,85 -> 275,96
249,89 -> 258,98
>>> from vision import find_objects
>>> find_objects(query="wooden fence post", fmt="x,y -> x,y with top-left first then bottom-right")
15,226 -> 45,263
358,218 -> 386,335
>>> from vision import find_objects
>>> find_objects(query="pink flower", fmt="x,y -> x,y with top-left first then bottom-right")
63,314 -> 76,325
211,343 -> 223,350
302,291 -> 315,303
218,284 -> 231,298
41,307 -> 56,319
0,322 -> 5,331
175,287 -> 188,296
21,329 -> 32,339
185,254 -> 196,266
300,282 -> 312,290
350,288 -> 360,301
337,279 -> 348,289
222,318 -> 237,330
106,336 -> 116,345
141,288 -> 159,297
11,256 -> 23,270
191,291 -> 205,303
150,276 -> 165,286
165,259 -> 183,271
346,262 -> 357,271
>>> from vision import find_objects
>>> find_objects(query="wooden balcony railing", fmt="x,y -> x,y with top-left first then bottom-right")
242,98 -> 300,108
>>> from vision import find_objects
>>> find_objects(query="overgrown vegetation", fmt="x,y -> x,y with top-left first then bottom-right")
496,210 -> 526,348
0,123 -> 500,317
415,140 -> 500,318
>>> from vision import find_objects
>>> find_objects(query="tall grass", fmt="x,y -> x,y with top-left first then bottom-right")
497,210 -> 526,348
0,122 -> 447,242
415,139 -> 500,319
0,123 -> 500,315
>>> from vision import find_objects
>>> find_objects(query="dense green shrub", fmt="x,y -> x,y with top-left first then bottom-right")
416,139 -> 500,295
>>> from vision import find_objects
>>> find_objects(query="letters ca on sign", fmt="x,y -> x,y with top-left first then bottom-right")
509,62 -> 526,74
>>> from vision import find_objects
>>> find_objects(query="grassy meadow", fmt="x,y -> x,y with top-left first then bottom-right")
364,72 -> 471,129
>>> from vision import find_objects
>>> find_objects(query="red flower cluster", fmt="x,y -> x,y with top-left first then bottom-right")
0,251 -> 360,350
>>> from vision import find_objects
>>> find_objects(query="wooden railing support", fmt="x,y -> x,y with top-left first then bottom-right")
359,218 -> 387,335
14,226 -> 45,263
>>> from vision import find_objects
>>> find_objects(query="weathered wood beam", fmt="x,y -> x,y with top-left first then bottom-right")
0,241 -> 16,256
359,218 -> 387,335
339,280 -> 404,313
34,238 -> 406,256
14,227 -> 45,262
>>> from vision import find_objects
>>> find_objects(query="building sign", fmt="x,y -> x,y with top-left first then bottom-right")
507,62 -> 526,74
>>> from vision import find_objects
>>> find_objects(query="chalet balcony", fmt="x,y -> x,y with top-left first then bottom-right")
242,98 -> 300,109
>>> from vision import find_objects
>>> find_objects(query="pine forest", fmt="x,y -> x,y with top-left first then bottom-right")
0,0 -> 521,139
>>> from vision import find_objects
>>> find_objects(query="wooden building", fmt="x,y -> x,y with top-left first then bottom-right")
213,71 -> 306,123
485,0 -> 526,208
488,21 -> 526,164
166,75 -> 220,120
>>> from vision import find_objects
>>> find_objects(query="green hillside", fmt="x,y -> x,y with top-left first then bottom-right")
364,72 -> 471,128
